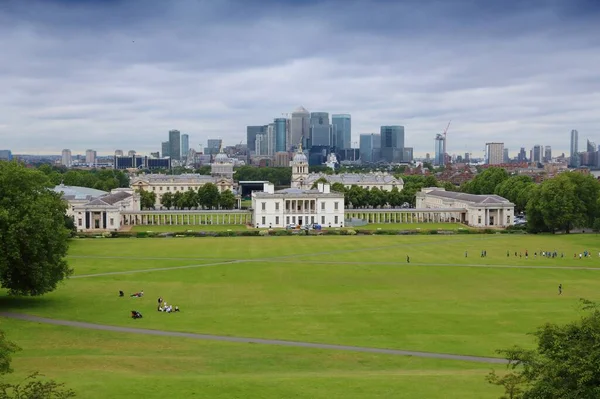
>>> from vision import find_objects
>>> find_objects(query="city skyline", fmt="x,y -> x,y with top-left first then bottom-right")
1,0 -> 600,156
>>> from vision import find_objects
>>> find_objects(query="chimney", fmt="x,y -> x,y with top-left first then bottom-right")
323,183 -> 330,194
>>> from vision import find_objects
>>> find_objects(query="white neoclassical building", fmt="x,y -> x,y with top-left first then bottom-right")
416,187 -> 515,227
130,147 -> 236,208
53,184 -> 141,232
290,146 -> 403,191
253,150 -> 345,230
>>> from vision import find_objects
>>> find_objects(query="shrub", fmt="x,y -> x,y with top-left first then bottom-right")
259,230 -> 269,236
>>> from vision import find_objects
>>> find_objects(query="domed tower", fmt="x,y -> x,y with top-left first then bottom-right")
211,143 -> 234,181
291,143 -> 309,189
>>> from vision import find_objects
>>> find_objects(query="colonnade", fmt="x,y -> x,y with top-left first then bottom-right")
344,210 -> 466,224
121,211 -> 252,226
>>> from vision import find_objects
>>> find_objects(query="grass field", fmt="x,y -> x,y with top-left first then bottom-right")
2,234 -> 600,398
349,222 -> 470,230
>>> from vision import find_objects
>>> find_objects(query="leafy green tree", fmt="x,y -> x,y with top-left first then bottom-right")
137,189 -> 156,210
330,182 -> 346,193
462,167 -> 509,194
367,187 -> 388,208
563,172 -> 600,227
495,175 -> 535,213
218,190 -> 236,209
160,192 -> 173,210
182,189 -> 198,209
0,331 -> 75,398
310,177 -> 329,189
172,191 -> 184,209
194,166 -> 211,175
0,162 -> 72,296
489,300 -> 600,399
234,166 -> 291,186
347,185 -> 367,208
198,183 -> 220,209
388,186 -> 403,207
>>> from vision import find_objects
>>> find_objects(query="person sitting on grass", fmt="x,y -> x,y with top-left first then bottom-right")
130,290 -> 144,298
119,290 -> 124,297
175,306 -> 180,312
131,310 -> 142,319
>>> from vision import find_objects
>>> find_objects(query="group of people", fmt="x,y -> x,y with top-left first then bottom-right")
157,296 -> 180,313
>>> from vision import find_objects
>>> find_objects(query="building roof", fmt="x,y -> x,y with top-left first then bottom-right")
424,190 -> 513,205
100,191 -> 132,205
52,184 -> 107,200
292,106 -> 309,114
131,174 -> 216,184
305,173 -> 403,186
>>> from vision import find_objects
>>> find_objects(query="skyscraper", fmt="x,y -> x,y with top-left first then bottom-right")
169,130 -> 181,160
570,129 -> 579,167
247,125 -> 267,155
503,148 -> 510,163
332,114 -> 351,150
544,146 -> 552,163
0,150 -> 11,161
266,124 -> 275,156
359,133 -> 381,163
434,134 -> 445,166
181,134 -> 189,159
587,139 -> 596,153
205,139 -> 222,155
161,142 -> 170,158
309,112 -> 331,147
518,147 -> 527,162
380,126 -> 404,163
61,149 -> 72,167
485,143 -> 504,165
85,149 -> 97,166
255,134 -> 268,156
274,118 -> 287,152
290,106 -> 310,149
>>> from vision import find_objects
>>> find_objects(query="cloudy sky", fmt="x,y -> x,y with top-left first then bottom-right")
1,0 -> 599,157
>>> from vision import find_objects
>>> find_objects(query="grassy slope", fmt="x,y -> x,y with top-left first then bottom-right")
0,318 -> 501,399
2,235 -> 599,357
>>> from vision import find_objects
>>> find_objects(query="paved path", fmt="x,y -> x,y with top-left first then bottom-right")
71,260 -> 243,279
0,312 -> 506,364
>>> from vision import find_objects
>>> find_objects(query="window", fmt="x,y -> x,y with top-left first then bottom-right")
275,216 -> 279,225
334,202 -> 338,210
78,219 -> 82,226
286,216 -> 290,224
159,187 -> 163,191
507,216 -> 511,224
167,187 -> 170,191
262,217 -> 266,225
321,202 -> 325,210
380,186 -> 383,190
478,216 -> 482,224
152,187 -> 156,191
311,216 -> 315,224
262,202 -> 266,211
334,216 -> 339,224
321,216 -> 325,224
292,216 -> 296,223
275,202 -> 279,210
110,218 -> 114,226
181,187 -> 184,191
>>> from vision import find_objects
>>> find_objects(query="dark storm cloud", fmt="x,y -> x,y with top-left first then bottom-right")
0,0 -> 599,156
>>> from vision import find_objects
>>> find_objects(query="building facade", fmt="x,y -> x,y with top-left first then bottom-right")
332,114 -> 351,150
570,129 -> 579,167
359,133 -> 381,163
169,130 -> 181,160
485,142 -> 504,165
380,125 -> 405,163
310,112 -> 331,147
274,118 -> 287,152
434,134 -> 445,166
61,149 -> 72,167
252,182 -> 345,228
0,150 -> 12,161
181,134 -> 189,160
416,187 -> 514,227
247,125 -> 267,158
290,106 -> 310,150
85,149 -> 96,166
161,142 -> 170,158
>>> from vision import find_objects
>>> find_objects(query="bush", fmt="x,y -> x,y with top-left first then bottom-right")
429,230 -> 439,234
259,230 -> 269,236
345,229 -> 357,235
136,232 -> 148,238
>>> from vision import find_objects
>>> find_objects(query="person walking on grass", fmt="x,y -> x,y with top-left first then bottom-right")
558,284 -> 562,295
406,255 -> 410,263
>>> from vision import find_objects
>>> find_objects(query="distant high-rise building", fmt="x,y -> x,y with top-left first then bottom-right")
274,118 -> 287,152
247,125 -> 267,156
273,152 -> 290,167
359,133 -> 381,163
61,149 -> 72,167
114,150 -> 123,157
464,152 -> 470,163
570,129 -> 579,167
309,112 -> 331,147
169,130 -> 181,160
544,146 -> 552,163
127,150 -> 136,157
587,139 -> 596,153
85,149 -> 97,166
0,150 -> 12,161
290,106 -> 310,149
532,145 -> 543,164
205,139 -> 222,156
181,134 -> 189,159
485,143 -> 504,165
402,147 -> 414,163
161,142 -> 170,158
255,133 -> 268,156
434,134 -> 445,166
332,114 -> 351,150
503,148 -> 510,163
380,126 -> 404,163
518,147 -> 527,162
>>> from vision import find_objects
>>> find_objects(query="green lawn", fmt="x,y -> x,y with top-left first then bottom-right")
2,234 -> 600,398
348,222 -> 470,230
0,318 -> 501,399
131,224 -> 250,232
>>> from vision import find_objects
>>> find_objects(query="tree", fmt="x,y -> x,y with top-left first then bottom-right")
181,189 -> 198,209
0,330 -> 75,398
462,167 -> 509,195
172,191 -> 184,209
198,183 -> 220,209
495,175 -> 535,213
160,192 -> 173,210
311,177 -> 329,189
0,162 -> 72,296
137,189 -> 156,210
218,190 -> 236,209
488,299 -> 600,399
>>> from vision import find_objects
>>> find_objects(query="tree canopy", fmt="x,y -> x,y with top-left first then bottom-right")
0,161 -> 72,296
37,165 -> 129,192
461,167 -> 509,195
489,299 -> 600,399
